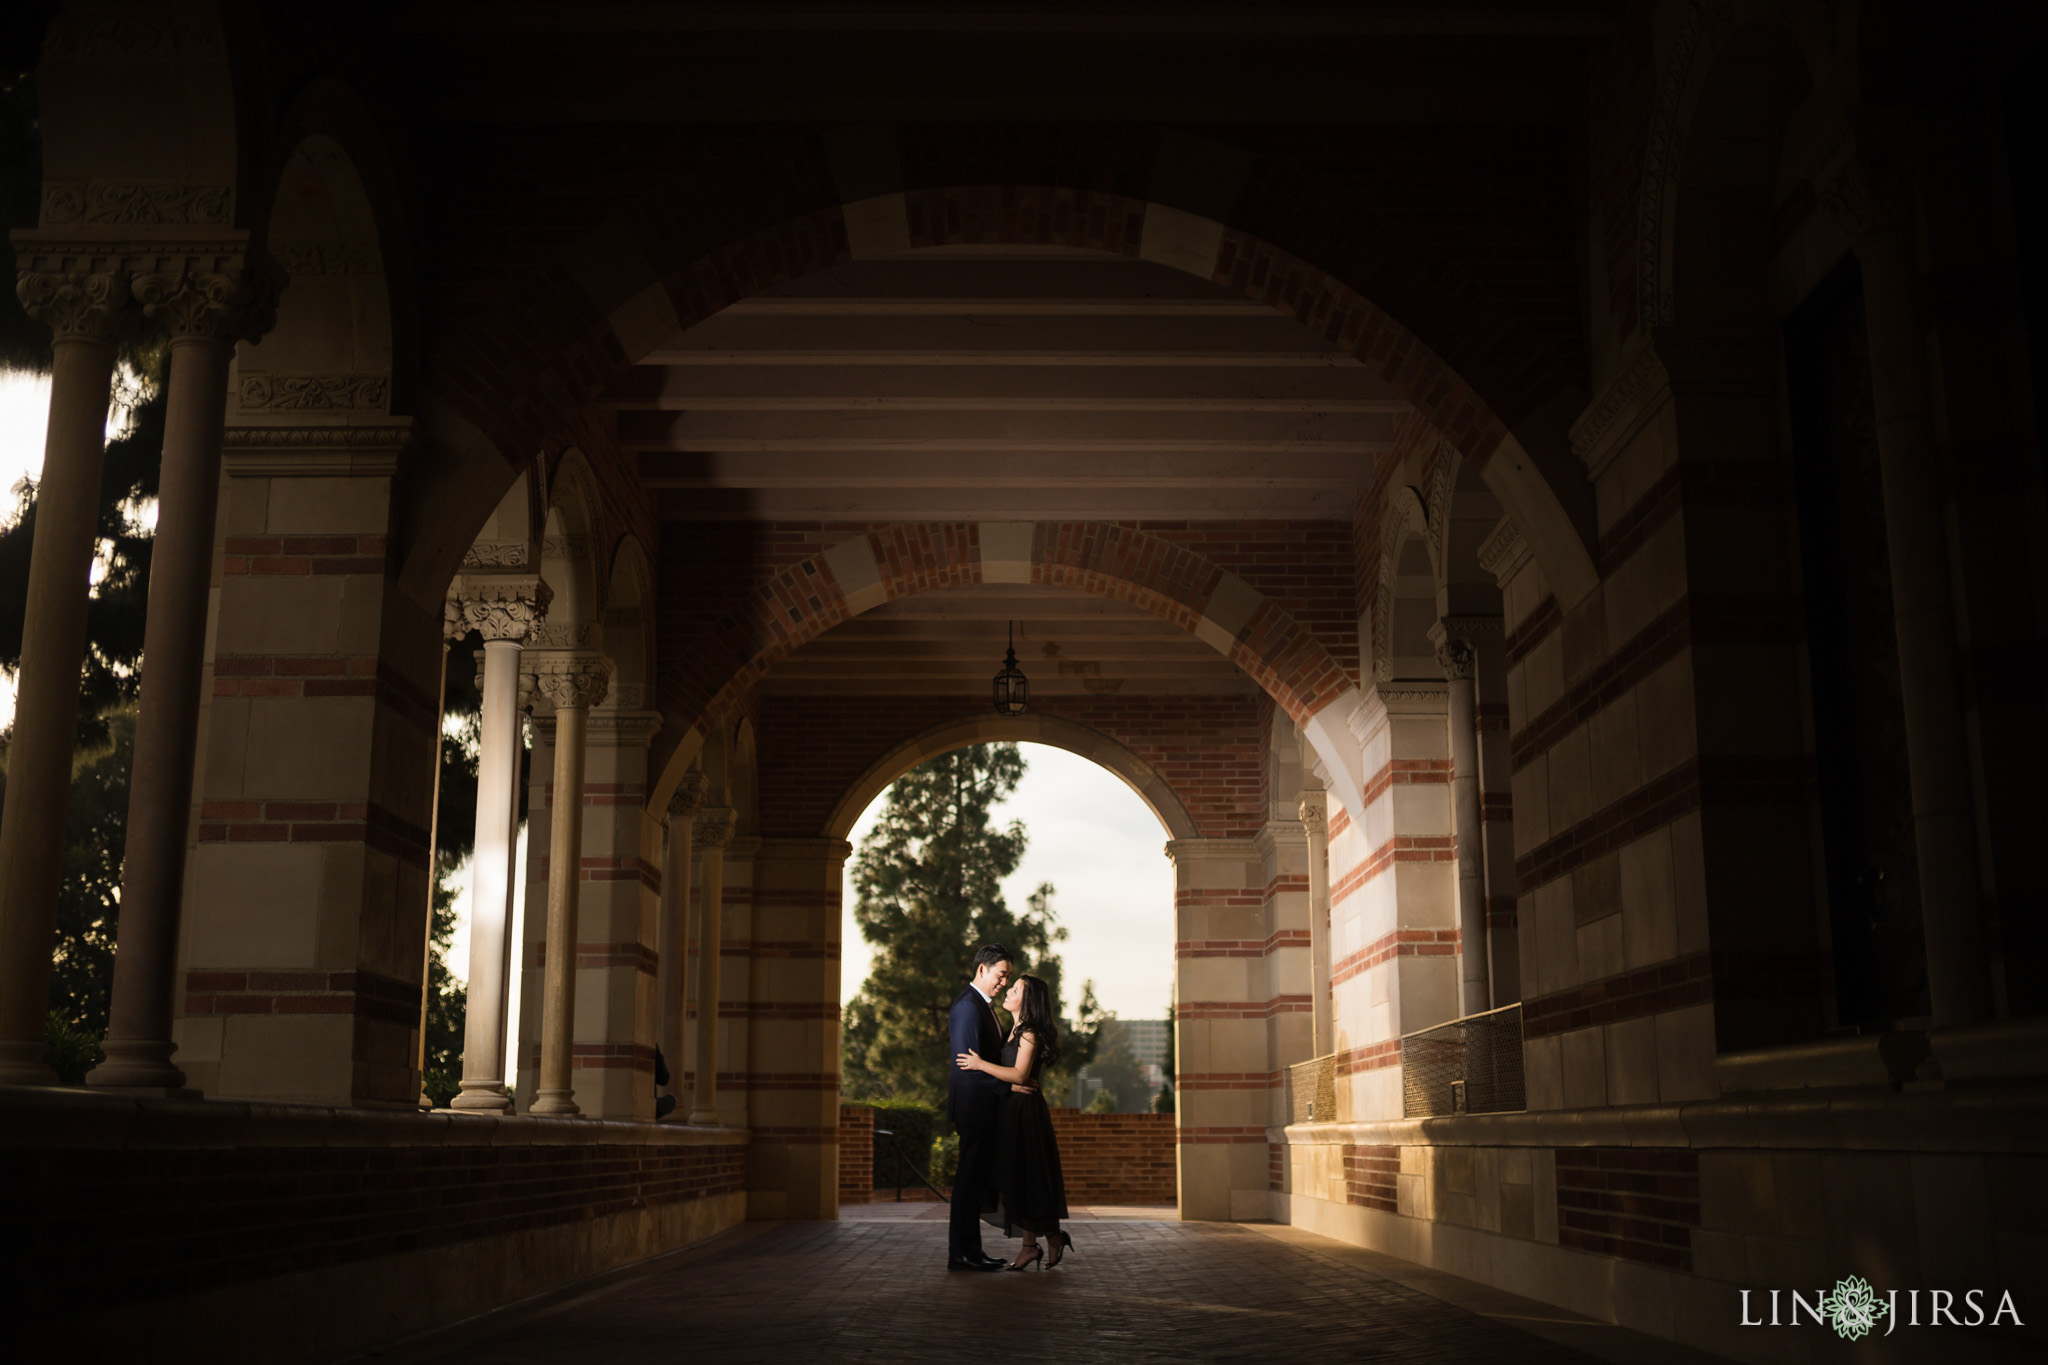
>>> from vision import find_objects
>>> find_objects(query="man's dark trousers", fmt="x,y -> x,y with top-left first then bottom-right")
946,984 -> 1004,1259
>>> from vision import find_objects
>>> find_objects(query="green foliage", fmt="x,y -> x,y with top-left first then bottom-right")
44,707 -> 132,1031
1151,1082 -> 1175,1115
930,1130 -> 959,1187
420,639 -> 486,1106
1087,1017 -> 1152,1114
841,744 -> 1083,1104
0,355 -> 168,751
1083,1087 -> 1119,1115
44,1009 -> 100,1085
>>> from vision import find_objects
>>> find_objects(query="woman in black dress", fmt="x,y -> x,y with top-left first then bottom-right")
954,973 -> 1073,1270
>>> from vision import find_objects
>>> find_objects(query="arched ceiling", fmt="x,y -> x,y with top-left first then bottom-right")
612,247 -> 1400,700
605,249 -> 1408,522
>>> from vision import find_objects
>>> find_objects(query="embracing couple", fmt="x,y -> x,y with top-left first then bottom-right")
944,943 -> 1076,1272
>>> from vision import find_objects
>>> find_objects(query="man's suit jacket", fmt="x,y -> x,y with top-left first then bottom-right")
945,984 -> 1005,1132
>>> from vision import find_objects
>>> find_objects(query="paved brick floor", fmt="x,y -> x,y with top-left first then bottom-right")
370,1215 -> 1713,1365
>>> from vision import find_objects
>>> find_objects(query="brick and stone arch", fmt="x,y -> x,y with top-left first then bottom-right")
397,181 -> 1600,622
821,713 -> 1199,843
649,522 -> 1377,830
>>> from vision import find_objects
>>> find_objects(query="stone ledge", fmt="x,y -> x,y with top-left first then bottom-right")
0,1086 -> 751,1150
1712,1030 -> 1933,1093
1270,1083 -> 2048,1153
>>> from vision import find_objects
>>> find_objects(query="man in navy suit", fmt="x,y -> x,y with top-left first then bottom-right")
945,943 -> 1013,1270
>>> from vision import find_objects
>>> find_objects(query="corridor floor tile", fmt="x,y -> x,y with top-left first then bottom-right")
363,1218 -> 1719,1365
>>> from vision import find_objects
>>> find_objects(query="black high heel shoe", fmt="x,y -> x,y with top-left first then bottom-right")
1006,1246 -> 1044,1271
1045,1231 -> 1074,1268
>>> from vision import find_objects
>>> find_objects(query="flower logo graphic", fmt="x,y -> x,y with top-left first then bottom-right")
1821,1275 -> 1888,1341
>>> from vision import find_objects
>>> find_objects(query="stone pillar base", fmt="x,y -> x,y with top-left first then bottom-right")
450,1084 -> 513,1112
530,1090 -> 581,1116
85,1039 -> 188,1091
0,1042 -> 58,1087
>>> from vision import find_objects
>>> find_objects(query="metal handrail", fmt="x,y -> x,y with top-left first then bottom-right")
872,1127 -> 947,1202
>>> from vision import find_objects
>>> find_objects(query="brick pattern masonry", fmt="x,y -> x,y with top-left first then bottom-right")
14,1140 -> 748,1319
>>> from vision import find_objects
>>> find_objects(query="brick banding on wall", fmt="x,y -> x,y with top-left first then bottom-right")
1344,1144 -> 1399,1212
1046,1111 -> 1177,1203
182,969 -> 419,1027
1553,1147 -> 1700,1271
12,1128 -> 745,1319
837,1105 -> 875,1204
1330,930 -> 1462,988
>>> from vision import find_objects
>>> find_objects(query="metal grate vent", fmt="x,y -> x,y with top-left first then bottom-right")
1400,1003 -> 1526,1118
1287,1053 -> 1336,1124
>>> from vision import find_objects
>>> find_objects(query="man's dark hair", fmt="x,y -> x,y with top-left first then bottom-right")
971,943 -> 1013,973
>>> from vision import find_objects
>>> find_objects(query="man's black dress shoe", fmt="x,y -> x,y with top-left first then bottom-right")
946,1254 -> 1007,1272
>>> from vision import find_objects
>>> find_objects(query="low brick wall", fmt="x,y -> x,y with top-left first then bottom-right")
1048,1109 -> 1177,1204
3,1090 -> 749,1364
836,1103 -> 874,1204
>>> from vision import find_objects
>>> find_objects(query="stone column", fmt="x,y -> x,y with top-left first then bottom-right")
660,770 -> 708,1114
528,652 -> 611,1117
85,255 -> 278,1091
0,261 -> 137,1084
1433,628 -> 1490,1015
1298,787 -> 1333,1057
450,578 -> 551,1111
688,805 -> 736,1125
417,600 -> 460,1109
1819,148 -> 1992,1030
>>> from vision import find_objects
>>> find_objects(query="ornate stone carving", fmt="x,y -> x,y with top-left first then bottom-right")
40,7 -> 223,60
1428,620 -> 1478,680
44,181 -> 232,227
668,768 -> 709,824
455,576 -> 553,643
604,682 -> 647,710
528,620 -> 601,650
1475,517 -> 1527,585
1814,147 -> 1907,245
461,541 -> 530,571
16,269 -> 135,343
1568,341 -> 1670,474
133,256 -> 283,345
238,373 -> 388,411
271,242 -> 383,277
539,534 -> 592,563
694,805 -> 737,850
1298,788 -> 1328,837
1433,637 -> 1477,681
442,597 -> 464,644
1636,0 -> 1735,331
530,652 -> 611,711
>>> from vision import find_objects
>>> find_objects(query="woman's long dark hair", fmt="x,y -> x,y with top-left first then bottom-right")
1013,974 -> 1061,1071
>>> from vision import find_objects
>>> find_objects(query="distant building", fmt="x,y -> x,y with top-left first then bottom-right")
1074,1018 -> 1170,1110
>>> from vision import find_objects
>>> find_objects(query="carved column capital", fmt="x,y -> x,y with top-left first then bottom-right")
16,268 -> 136,344
442,596 -> 464,645
668,768 -> 709,824
529,651 -> 611,711
455,575 -> 554,644
1810,130 -> 1911,246
694,805 -> 736,850
1297,787 -> 1328,837
133,252 -> 284,345
1428,622 -> 1477,681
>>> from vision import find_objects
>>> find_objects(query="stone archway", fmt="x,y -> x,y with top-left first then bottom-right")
824,713 -> 1197,843
400,185 -> 1598,617
649,521 -> 1373,830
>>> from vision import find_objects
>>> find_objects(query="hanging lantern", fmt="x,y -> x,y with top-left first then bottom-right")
992,621 -> 1029,716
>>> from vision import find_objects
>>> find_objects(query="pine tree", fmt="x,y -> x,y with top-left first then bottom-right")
840,744 -> 1098,1103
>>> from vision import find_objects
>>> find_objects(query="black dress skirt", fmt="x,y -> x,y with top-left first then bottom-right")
981,1030 -> 1070,1238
